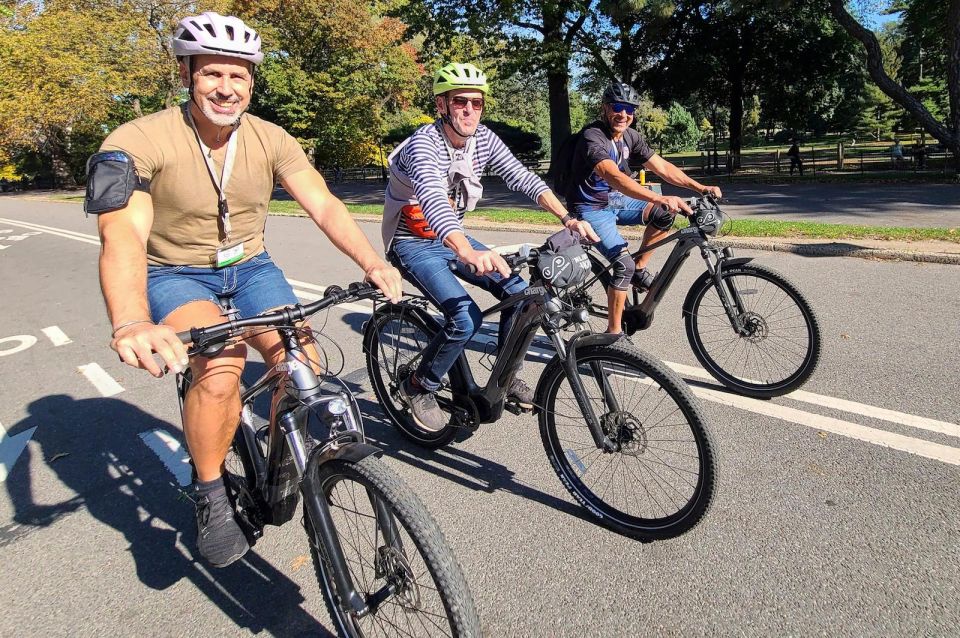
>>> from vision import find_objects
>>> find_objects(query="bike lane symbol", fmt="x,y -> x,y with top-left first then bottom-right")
0,335 -> 38,357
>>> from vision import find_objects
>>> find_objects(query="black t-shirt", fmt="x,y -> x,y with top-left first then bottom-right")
566,121 -> 655,213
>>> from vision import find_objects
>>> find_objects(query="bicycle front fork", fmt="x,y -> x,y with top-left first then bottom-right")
549,330 -> 620,453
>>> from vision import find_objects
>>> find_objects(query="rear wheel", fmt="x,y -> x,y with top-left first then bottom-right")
308,456 -> 480,637
363,306 -> 458,448
539,341 -> 715,540
684,263 -> 821,398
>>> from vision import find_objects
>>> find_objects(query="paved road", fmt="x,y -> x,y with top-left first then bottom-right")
1,200 -> 958,636
317,180 -> 960,229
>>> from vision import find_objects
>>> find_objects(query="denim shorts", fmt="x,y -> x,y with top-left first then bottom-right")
146,252 -> 299,323
577,199 -> 653,260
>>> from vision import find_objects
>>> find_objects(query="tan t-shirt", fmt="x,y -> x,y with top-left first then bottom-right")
101,105 -> 312,266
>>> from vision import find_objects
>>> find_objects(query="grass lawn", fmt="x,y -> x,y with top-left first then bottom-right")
266,200 -> 960,243
50,194 -> 960,242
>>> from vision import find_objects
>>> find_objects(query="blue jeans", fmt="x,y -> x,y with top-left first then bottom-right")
146,252 -> 298,323
389,237 -> 528,392
576,198 -> 653,260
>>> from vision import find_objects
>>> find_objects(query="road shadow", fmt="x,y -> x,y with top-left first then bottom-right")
315,311 -> 592,526
1,393 -> 332,637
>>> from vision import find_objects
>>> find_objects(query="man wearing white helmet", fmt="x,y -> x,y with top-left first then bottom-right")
86,12 -> 402,567
382,62 -> 598,433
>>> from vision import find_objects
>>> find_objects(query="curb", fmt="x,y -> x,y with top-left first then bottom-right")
348,214 -> 960,266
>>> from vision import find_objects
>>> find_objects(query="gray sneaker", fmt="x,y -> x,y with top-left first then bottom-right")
399,378 -> 449,432
194,485 -> 249,568
507,378 -> 534,409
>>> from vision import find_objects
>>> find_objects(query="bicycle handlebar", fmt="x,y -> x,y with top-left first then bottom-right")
177,281 -> 379,350
447,246 -> 541,275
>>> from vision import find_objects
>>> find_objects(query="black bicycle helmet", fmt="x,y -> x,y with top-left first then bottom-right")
602,82 -> 641,106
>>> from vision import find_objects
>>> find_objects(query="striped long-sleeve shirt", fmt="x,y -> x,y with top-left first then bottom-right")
384,121 -> 550,249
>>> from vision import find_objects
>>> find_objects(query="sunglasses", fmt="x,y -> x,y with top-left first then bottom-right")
608,102 -> 636,115
449,96 -> 485,110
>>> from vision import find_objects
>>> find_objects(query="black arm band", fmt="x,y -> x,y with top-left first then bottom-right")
84,150 -> 150,215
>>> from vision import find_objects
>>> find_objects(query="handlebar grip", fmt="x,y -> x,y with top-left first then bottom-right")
448,260 -> 478,274
176,329 -> 192,345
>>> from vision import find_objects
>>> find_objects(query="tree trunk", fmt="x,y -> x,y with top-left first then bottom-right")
47,129 -> 77,190
727,62 -> 744,170
547,67 -> 572,164
827,0 -> 959,168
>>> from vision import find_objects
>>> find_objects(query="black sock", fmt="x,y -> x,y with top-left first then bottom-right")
195,475 -> 226,496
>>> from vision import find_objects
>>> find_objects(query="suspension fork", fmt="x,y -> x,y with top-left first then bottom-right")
548,330 -> 619,453
300,442 -> 393,618
701,247 -> 749,334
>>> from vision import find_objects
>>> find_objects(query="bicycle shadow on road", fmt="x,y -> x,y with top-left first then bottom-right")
1,393 -> 333,637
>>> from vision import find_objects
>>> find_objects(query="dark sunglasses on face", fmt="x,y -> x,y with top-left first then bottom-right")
450,96 -> 485,110
609,102 -> 636,115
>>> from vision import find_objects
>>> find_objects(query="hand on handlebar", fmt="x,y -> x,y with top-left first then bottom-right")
658,195 -> 694,216
460,247 -> 512,278
566,218 -> 601,243
700,185 -> 723,200
364,262 -> 403,303
111,322 -> 189,378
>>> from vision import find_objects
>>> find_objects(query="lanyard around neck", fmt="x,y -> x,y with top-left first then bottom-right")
185,103 -> 239,240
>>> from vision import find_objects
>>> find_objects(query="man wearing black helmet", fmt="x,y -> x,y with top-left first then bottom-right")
566,83 -> 722,334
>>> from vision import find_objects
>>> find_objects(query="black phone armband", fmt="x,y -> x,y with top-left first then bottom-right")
84,151 -> 150,215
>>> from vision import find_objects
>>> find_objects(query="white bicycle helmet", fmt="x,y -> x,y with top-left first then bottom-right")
172,12 -> 263,66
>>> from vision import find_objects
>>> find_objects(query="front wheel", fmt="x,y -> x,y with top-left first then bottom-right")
684,262 -> 821,398
539,341 -> 716,540
307,456 -> 480,637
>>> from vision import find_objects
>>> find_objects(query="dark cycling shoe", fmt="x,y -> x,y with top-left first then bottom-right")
399,378 -> 448,432
507,378 -> 534,409
631,268 -> 655,291
193,484 -> 249,568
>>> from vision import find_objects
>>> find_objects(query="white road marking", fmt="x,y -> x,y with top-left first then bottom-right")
0,420 -> 37,483
694,385 -> 960,466
0,218 -> 100,246
41,326 -> 72,346
78,362 -> 124,397
0,335 -> 37,357
139,429 -> 192,487
666,360 -> 960,439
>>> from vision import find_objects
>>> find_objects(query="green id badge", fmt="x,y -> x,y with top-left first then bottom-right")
215,242 -> 244,267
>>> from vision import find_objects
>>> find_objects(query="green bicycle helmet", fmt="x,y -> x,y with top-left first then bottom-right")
433,62 -> 490,96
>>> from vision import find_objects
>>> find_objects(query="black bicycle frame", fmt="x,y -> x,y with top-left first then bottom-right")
425,279 -> 625,452
185,314 -> 398,618
593,224 -> 752,334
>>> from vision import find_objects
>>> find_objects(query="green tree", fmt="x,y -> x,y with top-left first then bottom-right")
826,0 -> 959,167
236,0 -> 420,166
398,0 -> 596,161
662,102 -> 702,152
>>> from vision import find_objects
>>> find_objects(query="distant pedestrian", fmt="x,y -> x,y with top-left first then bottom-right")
914,141 -> 926,169
787,140 -> 804,176
890,139 -> 905,168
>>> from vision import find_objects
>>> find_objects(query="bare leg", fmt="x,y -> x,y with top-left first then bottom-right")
164,301 -> 246,483
636,225 -> 670,271
607,287 -> 628,334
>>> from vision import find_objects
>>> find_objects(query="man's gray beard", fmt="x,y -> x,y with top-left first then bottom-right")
199,98 -> 245,128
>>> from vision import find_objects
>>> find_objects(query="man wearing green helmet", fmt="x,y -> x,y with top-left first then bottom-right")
382,62 -> 599,432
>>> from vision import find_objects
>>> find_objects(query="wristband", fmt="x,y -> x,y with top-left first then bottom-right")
560,213 -> 574,225
111,319 -> 151,338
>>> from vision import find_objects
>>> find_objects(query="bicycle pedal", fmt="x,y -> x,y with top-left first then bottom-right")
504,400 -> 532,415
